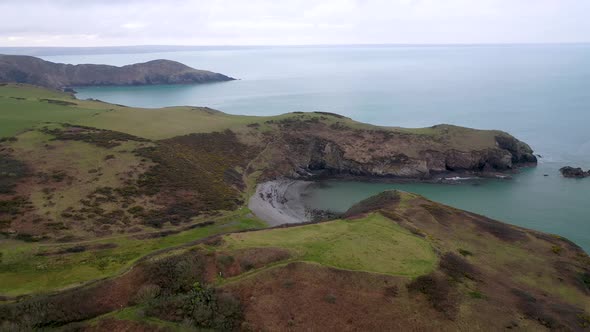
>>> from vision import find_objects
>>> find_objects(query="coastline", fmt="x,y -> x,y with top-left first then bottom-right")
247,172 -> 503,226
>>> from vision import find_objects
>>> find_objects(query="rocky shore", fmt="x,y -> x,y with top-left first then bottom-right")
560,166 -> 590,178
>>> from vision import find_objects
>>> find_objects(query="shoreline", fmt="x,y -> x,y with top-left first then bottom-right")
247,172 -> 513,226
248,180 -> 313,226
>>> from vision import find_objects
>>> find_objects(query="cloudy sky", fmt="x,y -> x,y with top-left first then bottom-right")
1,0 -> 588,47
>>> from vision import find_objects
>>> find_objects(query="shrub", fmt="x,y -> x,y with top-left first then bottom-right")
282,279 -> 295,289
407,274 -> 457,319
127,205 -> 144,215
240,258 -> 255,271
217,254 -> 235,268
469,291 -> 485,299
50,171 -> 67,182
0,219 -> 11,229
41,126 -> 148,149
440,252 -> 477,281
579,272 -> 590,290
147,253 -> 206,295
458,249 -> 473,257
384,285 -> 399,298
324,294 -> 337,304
132,284 -> 161,304
0,154 -> 28,194
0,197 -> 29,215
145,284 -> 243,330
551,245 -> 562,255
15,233 -> 40,242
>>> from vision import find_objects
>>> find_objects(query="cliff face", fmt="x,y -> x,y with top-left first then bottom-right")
250,117 -> 537,180
0,55 -> 234,89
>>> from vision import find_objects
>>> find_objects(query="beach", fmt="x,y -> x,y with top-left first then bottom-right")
248,180 -> 312,226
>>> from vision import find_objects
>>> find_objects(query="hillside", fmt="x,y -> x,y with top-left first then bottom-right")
2,84 -> 581,331
0,55 -> 234,90
0,84 -> 540,297
1,191 -> 589,331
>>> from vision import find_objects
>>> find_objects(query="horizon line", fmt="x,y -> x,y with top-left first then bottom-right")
1,41 -> 590,49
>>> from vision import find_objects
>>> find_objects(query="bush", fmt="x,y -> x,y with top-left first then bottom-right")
217,254 -> 235,268
147,253 -> 206,295
145,283 -> 243,330
41,126 -> 148,149
282,279 -> 295,289
384,285 -> 399,298
324,294 -> 337,304
127,205 -> 145,215
579,272 -> 590,290
458,248 -> 473,257
551,245 -> 562,255
407,274 -> 457,319
132,284 -> 161,304
469,291 -> 485,299
0,154 -> 28,194
0,197 -> 29,215
439,252 -> 477,281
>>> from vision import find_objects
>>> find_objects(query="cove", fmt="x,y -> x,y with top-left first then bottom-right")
302,163 -> 590,252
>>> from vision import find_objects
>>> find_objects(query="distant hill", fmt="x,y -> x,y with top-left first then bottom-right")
0,54 -> 234,90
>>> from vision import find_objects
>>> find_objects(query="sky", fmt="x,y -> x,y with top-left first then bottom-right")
1,0 -> 589,47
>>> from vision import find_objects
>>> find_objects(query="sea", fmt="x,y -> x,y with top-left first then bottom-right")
41,44 -> 590,251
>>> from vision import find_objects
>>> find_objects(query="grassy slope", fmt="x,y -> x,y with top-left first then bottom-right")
0,84 -> 504,148
212,192 -> 590,331
1,208 -> 264,297
22,191 -> 589,331
223,213 -> 436,277
9,129 -> 151,224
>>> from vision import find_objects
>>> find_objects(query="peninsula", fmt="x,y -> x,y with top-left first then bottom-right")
0,55 -> 234,90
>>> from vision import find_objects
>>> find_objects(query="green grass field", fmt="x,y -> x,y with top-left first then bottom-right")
0,209 -> 265,297
223,213 -> 437,277
0,83 -> 503,145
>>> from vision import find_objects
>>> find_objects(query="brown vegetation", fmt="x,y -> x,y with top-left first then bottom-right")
136,130 -> 260,227
41,125 -> 149,149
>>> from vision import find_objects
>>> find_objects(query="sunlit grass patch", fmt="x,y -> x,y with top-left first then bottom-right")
224,213 -> 436,277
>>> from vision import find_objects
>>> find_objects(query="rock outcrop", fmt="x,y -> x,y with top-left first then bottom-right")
560,166 -> 590,178
0,54 -> 234,89
252,117 -> 537,180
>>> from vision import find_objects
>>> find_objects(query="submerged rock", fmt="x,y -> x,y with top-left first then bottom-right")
559,166 -> 590,178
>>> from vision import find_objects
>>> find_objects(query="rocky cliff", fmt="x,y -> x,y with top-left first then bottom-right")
0,54 -> 234,89
247,115 -> 537,180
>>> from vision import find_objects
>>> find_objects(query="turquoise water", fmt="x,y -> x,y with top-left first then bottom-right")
43,45 -> 590,251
